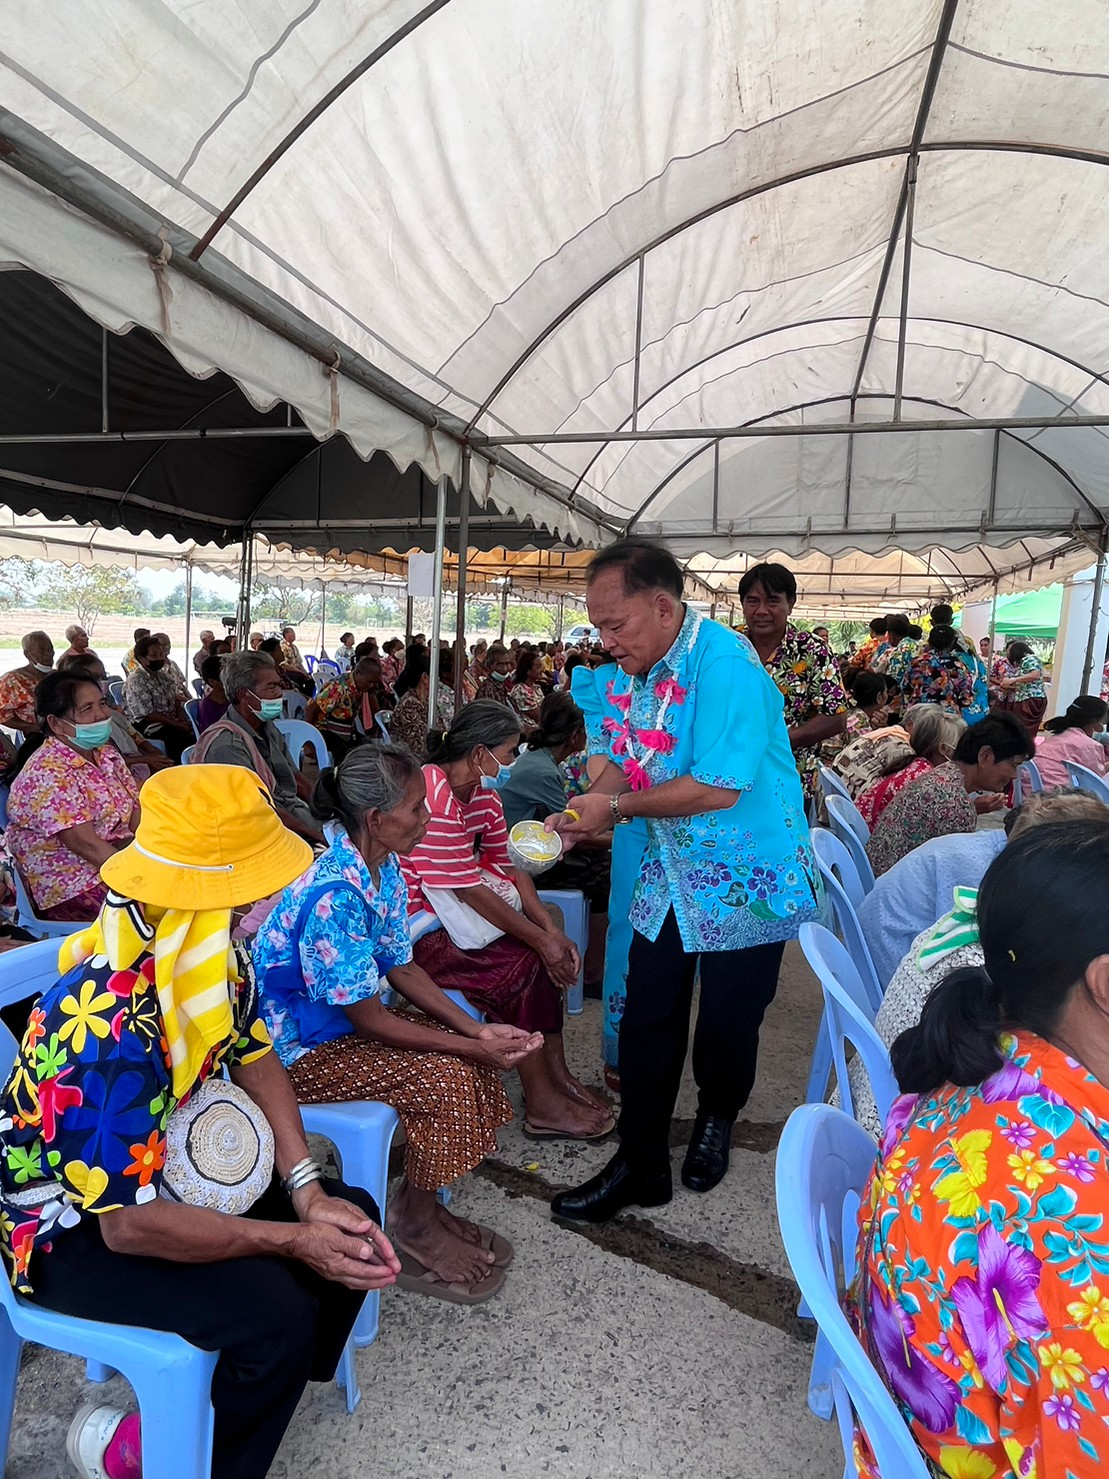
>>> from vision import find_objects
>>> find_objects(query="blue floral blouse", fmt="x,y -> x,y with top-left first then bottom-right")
252,832 -> 413,1068
597,608 -> 821,952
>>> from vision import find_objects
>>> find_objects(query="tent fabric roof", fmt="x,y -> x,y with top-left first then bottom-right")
2,1 -> 1108,579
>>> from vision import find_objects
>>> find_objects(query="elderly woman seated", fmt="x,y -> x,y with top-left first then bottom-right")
193,651 -> 322,844
254,746 -> 537,1303
306,656 -> 393,760
388,648 -> 452,762
855,704 -> 965,830
5,670 -> 140,921
400,702 -> 613,1141
122,634 -> 193,762
0,630 -> 55,739
852,816 -> 1109,1479
57,652 -> 173,785
0,766 -> 398,1479
866,711 -> 1034,877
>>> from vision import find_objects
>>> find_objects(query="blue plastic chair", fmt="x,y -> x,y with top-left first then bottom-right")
818,767 -> 853,808
810,829 -> 866,913
107,678 -> 124,707
374,711 -> 392,740
807,847 -> 882,1106
822,803 -> 875,895
812,849 -> 881,1011
181,744 -> 196,765
539,887 -> 588,1015
183,699 -> 201,740
0,784 -> 8,831
282,690 -> 307,720
1065,760 -> 1109,804
800,924 -> 898,1126
192,678 -> 204,699
775,1104 -> 930,1475
299,1102 -> 400,1348
275,718 -> 331,773
11,865 -> 83,940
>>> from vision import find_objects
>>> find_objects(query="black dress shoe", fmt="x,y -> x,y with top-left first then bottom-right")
550,1153 -> 672,1225
681,1113 -> 732,1193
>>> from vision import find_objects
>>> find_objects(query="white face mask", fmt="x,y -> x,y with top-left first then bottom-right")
31,661 -> 53,673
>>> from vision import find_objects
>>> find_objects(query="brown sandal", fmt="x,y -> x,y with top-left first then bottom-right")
522,1114 -> 615,1142
394,1249 -> 506,1305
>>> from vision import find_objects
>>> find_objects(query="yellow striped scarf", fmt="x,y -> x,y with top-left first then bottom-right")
59,891 -> 236,1099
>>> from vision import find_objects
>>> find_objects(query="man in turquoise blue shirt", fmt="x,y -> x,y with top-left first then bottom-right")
547,539 -> 821,1223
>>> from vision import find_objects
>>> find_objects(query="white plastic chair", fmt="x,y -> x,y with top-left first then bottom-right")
282,691 -> 307,720
824,798 -> 875,893
1065,760 -> 1109,804
275,718 -> 331,773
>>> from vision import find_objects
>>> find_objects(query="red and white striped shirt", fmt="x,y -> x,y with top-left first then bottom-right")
400,764 -> 512,916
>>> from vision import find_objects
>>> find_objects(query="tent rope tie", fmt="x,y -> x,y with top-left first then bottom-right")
149,230 -> 174,340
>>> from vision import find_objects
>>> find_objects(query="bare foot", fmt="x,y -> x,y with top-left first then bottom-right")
525,1094 -> 613,1138
435,1202 -> 482,1245
550,1070 -> 611,1115
392,1220 -> 495,1284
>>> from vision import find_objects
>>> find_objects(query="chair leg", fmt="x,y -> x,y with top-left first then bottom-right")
86,1359 -> 115,1383
334,1336 -> 361,1413
0,1321 -> 22,1467
129,1351 -> 216,1479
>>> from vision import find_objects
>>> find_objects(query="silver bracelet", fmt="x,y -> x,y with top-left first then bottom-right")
283,1158 -> 324,1195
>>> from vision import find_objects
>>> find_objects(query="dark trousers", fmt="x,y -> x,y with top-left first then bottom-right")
134,715 -> 191,763
618,909 -> 786,1175
29,1178 -> 377,1479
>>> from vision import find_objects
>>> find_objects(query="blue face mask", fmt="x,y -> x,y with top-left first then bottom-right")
69,718 -> 113,751
480,755 -> 516,791
252,692 -> 284,721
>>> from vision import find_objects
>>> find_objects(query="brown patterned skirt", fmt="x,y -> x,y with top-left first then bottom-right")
287,1011 -> 512,1191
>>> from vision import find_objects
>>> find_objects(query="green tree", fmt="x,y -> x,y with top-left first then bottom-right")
38,565 -> 147,637
0,557 -> 36,609
503,604 -> 554,639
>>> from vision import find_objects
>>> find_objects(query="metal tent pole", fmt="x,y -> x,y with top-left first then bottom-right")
499,581 -> 510,642
1081,542 -> 1109,692
235,535 -> 254,648
453,449 -> 471,709
319,581 -> 327,658
183,560 -> 194,657
987,578 -> 999,657
555,594 -> 565,642
427,476 -> 448,726
405,596 -> 414,644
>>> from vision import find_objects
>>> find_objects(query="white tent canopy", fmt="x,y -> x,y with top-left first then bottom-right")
2,1 -> 1108,581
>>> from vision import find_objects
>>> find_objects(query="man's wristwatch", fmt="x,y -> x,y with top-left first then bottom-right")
609,793 -> 630,826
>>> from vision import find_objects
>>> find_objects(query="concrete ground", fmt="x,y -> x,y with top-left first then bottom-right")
6,945 -> 841,1479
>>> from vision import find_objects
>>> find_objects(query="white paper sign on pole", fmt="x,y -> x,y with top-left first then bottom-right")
407,552 -> 436,599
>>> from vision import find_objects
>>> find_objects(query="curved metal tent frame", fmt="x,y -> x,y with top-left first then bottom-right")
1,0 -> 1108,602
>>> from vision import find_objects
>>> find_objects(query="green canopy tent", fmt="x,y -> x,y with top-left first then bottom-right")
956,586 -> 1063,642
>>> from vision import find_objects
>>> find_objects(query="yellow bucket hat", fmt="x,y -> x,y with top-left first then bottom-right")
101,764 -> 312,910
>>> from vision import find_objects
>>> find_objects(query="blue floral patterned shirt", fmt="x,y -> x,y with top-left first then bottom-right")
252,832 -> 413,1067
598,607 -> 821,952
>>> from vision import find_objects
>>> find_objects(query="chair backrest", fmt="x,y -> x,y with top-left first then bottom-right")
823,802 -> 875,894
1065,761 -> 1109,804
183,699 -> 201,740
181,744 -> 196,765
1024,758 -> 1044,793
192,677 -> 204,698
800,923 -> 898,1125
107,678 -> 124,706
315,658 -> 341,681
812,853 -> 882,1012
0,781 -> 8,831
775,1104 -> 931,1477
275,718 -> 331,773
818,766 -> 853,806
11,866 -> 83,940
282,691 -> 307,720
374,710 -> 392,740
810,828 -> 866,911
826,792 -> 870,844
0,937 -> 66,1012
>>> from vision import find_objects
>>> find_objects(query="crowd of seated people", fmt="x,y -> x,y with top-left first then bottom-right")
0,593 -> 1089,1476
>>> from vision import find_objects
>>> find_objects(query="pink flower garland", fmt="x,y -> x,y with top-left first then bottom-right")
603,677 -> 684,789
